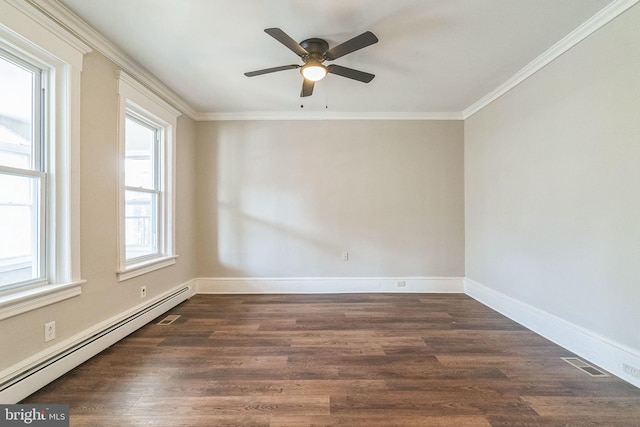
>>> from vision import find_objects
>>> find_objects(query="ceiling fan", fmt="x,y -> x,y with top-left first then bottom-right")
244,28 -> 378,97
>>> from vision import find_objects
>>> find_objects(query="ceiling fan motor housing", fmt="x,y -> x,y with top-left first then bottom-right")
300,38 -> 330,62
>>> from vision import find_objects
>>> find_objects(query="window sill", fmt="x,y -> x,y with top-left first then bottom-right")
0,280 -> 85,321
117,255 -> 178,282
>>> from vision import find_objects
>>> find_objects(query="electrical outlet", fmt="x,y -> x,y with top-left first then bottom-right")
623,363 -> 640,378
44,321 -> 56,342
140,286 -> 147,298
396,281 -> 407,288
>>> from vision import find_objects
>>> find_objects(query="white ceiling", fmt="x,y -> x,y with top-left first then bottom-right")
58,0 -> 614,117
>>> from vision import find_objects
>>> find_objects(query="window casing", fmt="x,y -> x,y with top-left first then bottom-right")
0,0 -> 88,320
117,71 -> 179,281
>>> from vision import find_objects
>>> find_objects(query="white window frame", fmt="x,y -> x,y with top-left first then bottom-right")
124,113 -> 162,262
0,0 -> 89,320
116,71 -> 179,281
0,50 -> 46,290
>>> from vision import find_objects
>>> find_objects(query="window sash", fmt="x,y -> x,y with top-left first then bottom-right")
0,48 -> 43,172
124,113 -> 160,191
0,168 -> 46,290
0,49 -> 46,292
123,114 -> 163,264
124,187 -> 162,262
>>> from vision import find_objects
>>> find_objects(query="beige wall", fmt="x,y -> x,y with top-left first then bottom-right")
465,4 -> 640,349
0,50 -> 198,370
196,120 -> 465,278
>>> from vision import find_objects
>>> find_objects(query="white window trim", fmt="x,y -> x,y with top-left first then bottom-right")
116,71 -> 180,281
0,0 -> 90,320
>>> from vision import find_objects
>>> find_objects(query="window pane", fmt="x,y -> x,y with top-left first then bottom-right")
0,54 -> 35,170
125,116 -> 157,189
0,173 -> 42,287
125,189 -> 158,260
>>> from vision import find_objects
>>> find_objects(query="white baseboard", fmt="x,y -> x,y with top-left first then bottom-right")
0,281 -> 195,403
464,278 -> 640,388
196,276 -> 464,294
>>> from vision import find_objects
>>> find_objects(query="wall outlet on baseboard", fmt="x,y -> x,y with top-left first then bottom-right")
396,281 -> 407,288
44,321 -> 56,342
140,286 -> 147,298
623,363 -> 640,378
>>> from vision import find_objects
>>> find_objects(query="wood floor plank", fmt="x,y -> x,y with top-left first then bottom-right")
22,293 -> 640,426
270,414 -> 493,427
130,395 -> 330,416
203,379 -> 388,396
329,392 -> 537,417
522,395 -> 640,417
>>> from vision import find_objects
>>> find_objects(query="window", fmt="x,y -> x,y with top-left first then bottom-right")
117,71 -> 179,281
0,51 -> 44,290
0,1 -> 88,320
125,115 -> 161,261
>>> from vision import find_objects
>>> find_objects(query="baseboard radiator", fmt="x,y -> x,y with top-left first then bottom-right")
0,285 -> 192,403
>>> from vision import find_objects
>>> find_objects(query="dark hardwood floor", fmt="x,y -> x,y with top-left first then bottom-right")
24,294 -> 640,426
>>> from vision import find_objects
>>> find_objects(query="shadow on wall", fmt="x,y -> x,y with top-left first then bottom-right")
201,120 -> 464,278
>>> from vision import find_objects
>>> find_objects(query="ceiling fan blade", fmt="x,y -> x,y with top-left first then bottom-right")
264,28 -> 309,57
300,79 -> 314,97
325,31 -> 378,60
327,64 -> 375,83
244,64 -> 300,77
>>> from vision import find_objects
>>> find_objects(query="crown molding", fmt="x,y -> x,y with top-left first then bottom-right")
16,0 -> 636,123
25,0 -> 198,119
3,0 -> 91,54
463,0 -> 640,119
195,111 -> 463,121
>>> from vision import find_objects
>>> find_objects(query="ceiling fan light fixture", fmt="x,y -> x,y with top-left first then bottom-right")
301,63 -> 327,82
